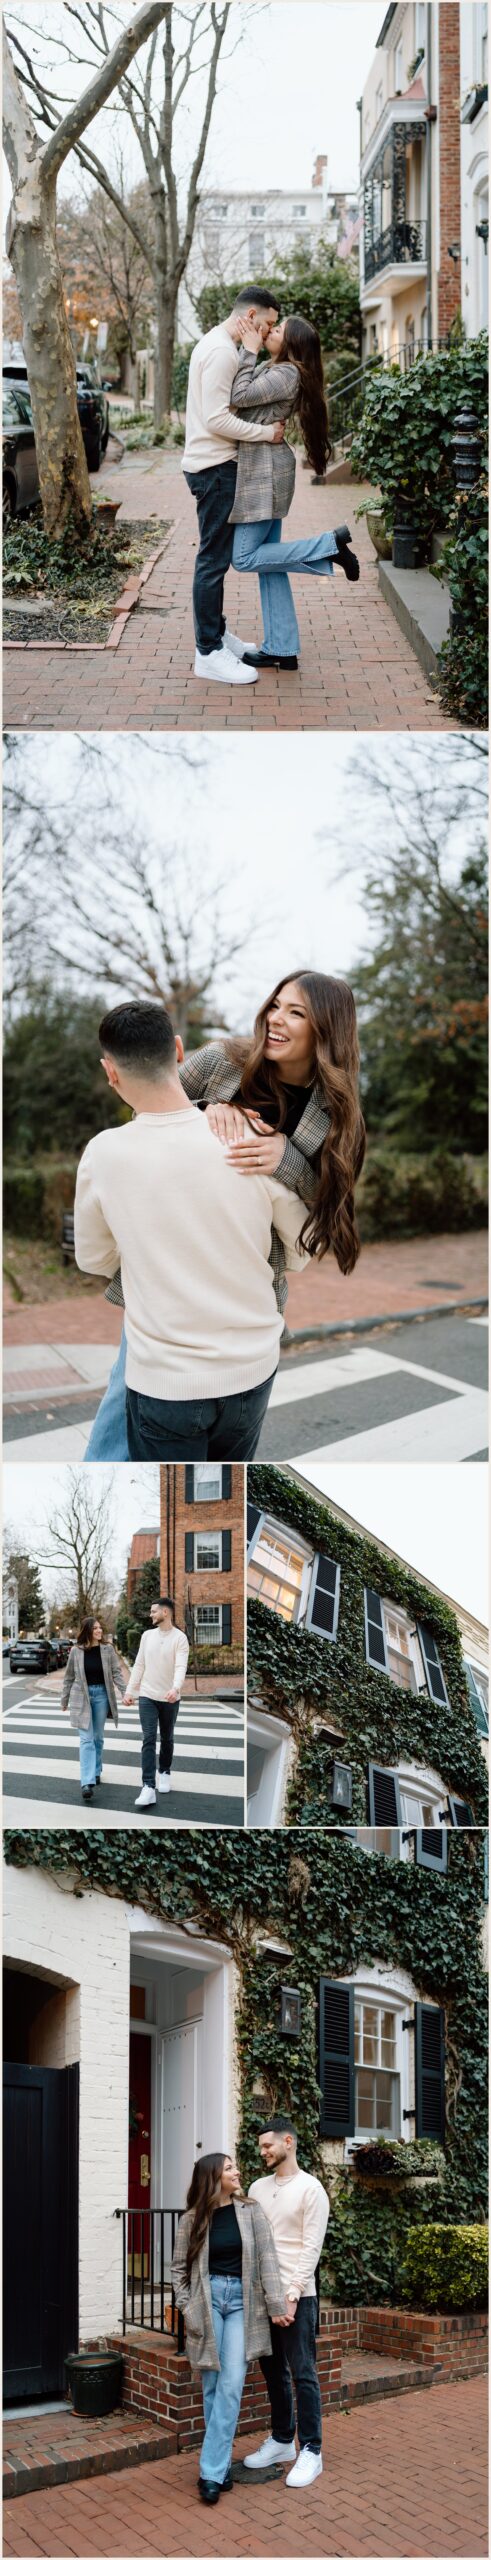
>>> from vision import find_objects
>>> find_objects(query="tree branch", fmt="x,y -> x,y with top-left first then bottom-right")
39,0 -> 168,184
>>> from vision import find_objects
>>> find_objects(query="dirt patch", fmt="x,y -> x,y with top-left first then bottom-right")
3,1234 -> 103,1307
3,516 -> 170,645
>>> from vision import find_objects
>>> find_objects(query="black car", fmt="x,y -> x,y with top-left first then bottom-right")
3,380 -> 39,523
3,359 -> 110,476
9,1636 -> 59,1677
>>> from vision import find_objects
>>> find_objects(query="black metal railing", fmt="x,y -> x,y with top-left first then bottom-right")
116,2207 -> 185,2349
328,334 -> 450,447
365,217 -> 427,281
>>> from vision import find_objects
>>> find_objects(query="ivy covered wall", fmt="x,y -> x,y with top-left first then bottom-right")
4,1827 -> 487,2305
247,1465 -> 488,1827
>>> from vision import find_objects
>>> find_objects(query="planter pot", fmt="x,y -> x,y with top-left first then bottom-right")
392,524 -> 418,569
65,2349 -> 123,2417
365,507 -> 392,561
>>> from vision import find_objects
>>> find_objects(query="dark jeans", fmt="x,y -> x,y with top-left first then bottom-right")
184,461 -> 237,653
126,1370 -> 277,1461
260,2298 -> 322,2454
139,1695 -> 179,1789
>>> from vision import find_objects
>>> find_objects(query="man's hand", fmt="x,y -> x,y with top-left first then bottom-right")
273,2300 -> 297,2327
272,421 -> 285,443
123,1689 -> 133,1705
236,314 -> 264,355
225,1131 -> 285,1176
166,1690 -> 179,1705
205,1101 -> 249,1145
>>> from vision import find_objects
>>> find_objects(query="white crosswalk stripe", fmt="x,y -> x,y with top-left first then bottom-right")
2,1690 -> 245,1825
261,1326 -> 488,1463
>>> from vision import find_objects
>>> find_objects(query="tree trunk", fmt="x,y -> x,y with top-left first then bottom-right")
6,168 -> 93,540
153,277 -> 179,428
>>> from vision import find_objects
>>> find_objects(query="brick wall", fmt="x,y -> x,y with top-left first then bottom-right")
107,2308 -> 487,2438
437,3 -> 462,335
108,2328 -> 343,2444
357,2305 -> 488,2374
160,1466 -> 245,1656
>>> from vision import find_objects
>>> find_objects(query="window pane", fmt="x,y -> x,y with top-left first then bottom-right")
196,1539 -> 220,1568
195,1465 -> 221,1500
380,2012 -> 396,2066
357,2071 -> 375,2127
375,2072 -> 396,2130
363,2006 -> 379,2062
354,2006 -> 361,2063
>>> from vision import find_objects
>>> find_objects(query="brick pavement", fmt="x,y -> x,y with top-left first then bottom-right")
3,451 -> 456,734
3,2377 -> 487,2557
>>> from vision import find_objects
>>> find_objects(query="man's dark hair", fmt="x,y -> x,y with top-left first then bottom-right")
261,2114 -> 298,2142
99,1000 -> 176,1077
157,1595 -> 175,1618
233,285 -> 280,313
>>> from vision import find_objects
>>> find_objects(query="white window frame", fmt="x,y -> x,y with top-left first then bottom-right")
343,1966 -> 416,2154
394,35 -> 404,89
246,1704 -> 292,1829
247,1512 -> 314,1624
397,1760 -> 448,1829
464,1655 -> 489,1736
194,1531 -> 222,1571
355,1995 -> 401,2137
195,1604 -> 222,1646
382,1599 -> 426,1694
194,1464 -> 222,1502
414,2 -> 426,58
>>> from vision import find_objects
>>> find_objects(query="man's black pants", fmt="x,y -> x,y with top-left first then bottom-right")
184,460 -> 237,653
139,1696 -> 179,1788
260,2298 -> 322,2453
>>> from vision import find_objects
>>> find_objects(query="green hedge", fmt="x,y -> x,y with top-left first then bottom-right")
436,473 -> 488,728
4,1158 -> 77,1242
403,2222 -> 488,2312
351,336 -> 489,555
358,1148 -> 488,1240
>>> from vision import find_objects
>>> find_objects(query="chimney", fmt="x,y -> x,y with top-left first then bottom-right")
312,153 -> 327,190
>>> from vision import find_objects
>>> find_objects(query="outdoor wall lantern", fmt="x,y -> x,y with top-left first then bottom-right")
331,1761 -> 353,1811
280,1986 -> 302,2037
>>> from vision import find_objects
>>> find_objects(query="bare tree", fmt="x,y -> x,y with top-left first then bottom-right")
40,1470 -> 114,1615
7,1 -> 238,424
56,168 -> 155,391
3,1 -> 168,532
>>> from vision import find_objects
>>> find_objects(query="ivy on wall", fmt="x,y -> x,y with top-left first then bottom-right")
248,1466 -> 488,1826
4,1827 -> 487,2304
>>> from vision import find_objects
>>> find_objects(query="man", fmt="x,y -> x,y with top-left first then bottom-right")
183,284 -> 284,684
124,1596 -> 189,1812
247,2113 -> 329,2490
74,999 -> 306,1461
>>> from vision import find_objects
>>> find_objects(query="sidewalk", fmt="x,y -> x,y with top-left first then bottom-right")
3,2378 -> 487,2557
4,449 -> 456,734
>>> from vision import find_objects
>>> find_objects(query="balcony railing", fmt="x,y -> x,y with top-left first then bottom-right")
365,218 -> 427,282
116,2206 -> 185,2348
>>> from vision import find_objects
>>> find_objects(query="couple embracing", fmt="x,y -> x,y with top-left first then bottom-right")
172,2114 -> 329,2502
183,284 -> 359,683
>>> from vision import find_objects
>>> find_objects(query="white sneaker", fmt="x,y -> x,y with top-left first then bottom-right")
243,2436 -> 296,2470
135,1785 -> 156,1808
225,625 -> 259,661
157,1771 -> 172,1793
194,644 -> 257,684
286,2449 -> 323,2489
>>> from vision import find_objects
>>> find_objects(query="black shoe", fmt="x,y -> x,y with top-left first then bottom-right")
243,649 -> 298,670
198,2479 -> 220,2503
221,2466 -> 233,2489
96,1776 -> 101,1785
81,1787 -> 94,1802
333,524 -> 360,582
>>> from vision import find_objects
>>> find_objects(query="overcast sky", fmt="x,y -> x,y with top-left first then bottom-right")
295,1462 -> 489,1624
3,1463 -> 160,1606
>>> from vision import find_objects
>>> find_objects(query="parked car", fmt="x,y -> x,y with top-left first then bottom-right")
3,380 -> 39,524
9,1635 -> 59,1676
3,357 -> 110,476
51,1636 -> 72,1667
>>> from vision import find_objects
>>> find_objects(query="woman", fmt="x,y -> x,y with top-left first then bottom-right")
85,971 -> 366,1463
61,1616 -> 126,1803
172,2151 -> 286,2504
229,311 -> 360,670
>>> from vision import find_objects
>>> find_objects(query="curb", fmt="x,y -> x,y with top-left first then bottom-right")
3,2425 -> 175,2501
4,534 -> 172,657
281,1296 -> 488,1351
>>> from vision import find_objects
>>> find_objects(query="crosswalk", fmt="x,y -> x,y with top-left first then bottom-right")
2,1688 -> 245,1828
259,1317 -> 488,1463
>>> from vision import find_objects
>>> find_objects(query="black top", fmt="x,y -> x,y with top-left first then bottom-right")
83,1644 -> 105,1687
251,1080 -> 315,1139
208,2202 -> 243,2279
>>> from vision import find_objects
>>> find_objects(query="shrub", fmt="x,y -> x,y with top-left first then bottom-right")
351,337 -> 489,555
403,2223 -> 488,2312
3,1165 -> 45,1237
357,1147 -> 487,1241
436,474 -> 488,727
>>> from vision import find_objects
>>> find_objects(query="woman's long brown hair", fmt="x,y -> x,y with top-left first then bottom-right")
184,2153 -> 245,2279
282,315 -> 331,476
227,971 -> 366,1276
78,1616 -> 103,1646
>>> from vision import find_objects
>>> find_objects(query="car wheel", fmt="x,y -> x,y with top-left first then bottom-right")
86,436 -> 102,473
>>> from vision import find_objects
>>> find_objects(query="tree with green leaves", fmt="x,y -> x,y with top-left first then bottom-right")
196,238 -> 361,375
3,1539 -> 45,1632
115,1555 -> 161,1661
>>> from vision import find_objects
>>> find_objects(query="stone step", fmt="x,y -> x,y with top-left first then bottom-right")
377,557 -> 451,678
3,2406 -> 177,2501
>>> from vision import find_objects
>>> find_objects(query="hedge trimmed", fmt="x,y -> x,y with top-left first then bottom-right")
403,2223 -> 488,2312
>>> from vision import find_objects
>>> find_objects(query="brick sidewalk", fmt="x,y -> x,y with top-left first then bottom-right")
4,450 -> 456,734
3,2378 -> 487,2557
4,1232 -> 488,1351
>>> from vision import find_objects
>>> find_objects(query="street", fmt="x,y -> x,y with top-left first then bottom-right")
260,1315 -> 489,1463
2,1670 -> 245,1827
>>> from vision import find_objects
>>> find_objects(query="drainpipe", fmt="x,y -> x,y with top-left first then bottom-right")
426,1 -> 434,345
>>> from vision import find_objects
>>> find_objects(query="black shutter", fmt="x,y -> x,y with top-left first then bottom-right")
221,1604 -> 231,1646
319,1980 -> 355,2138
222,1531 -> 232,1572
364,1588 -> 388,1670
415,1829 -> 447,1872
222,1466 -> 232,1500
185,1466 -> 195,1504
448,1797 -> 475,1828
368,1764 -> 402,1824
415,2003 -> 445,2141
464,1663 -> 488,1737
417,1623 -> 449,1707
306,1553 -> 340,1642
247,1502 -> 263,1556
184,1532 -> 194,1574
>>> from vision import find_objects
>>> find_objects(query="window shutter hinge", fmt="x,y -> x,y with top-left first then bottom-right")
402,2018 -> 415,2032
403,2108 -> 416,2119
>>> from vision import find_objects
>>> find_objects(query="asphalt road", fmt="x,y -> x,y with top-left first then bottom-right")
2,1671 -> 245,1828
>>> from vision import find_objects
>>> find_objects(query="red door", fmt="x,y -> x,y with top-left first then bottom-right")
128,2033 -> 152,2276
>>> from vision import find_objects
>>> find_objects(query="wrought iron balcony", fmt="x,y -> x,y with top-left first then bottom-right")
365,217 -> 427,282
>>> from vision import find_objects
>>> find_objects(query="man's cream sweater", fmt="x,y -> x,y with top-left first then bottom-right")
182,322 -> 276,471
126,1625 -> 189,1703
74,1107 -> 306,1401
248,2169 -> 329,2302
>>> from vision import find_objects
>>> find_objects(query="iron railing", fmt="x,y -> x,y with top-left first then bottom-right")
116,2207 -> 185,2349
365,217 -> 427,281
328,334 -> 451,446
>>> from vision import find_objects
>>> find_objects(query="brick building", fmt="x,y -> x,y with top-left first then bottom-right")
126,1470 -> 245,1666
359,2 -> 463,361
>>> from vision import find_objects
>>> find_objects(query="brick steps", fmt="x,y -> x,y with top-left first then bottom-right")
3,2408 -> 177,2502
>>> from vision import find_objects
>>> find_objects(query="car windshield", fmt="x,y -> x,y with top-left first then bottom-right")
3,385 -> 33,428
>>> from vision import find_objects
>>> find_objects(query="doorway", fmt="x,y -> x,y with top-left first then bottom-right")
3,2061 -> 79,2404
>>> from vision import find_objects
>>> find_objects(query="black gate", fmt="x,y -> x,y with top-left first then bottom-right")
3,2061 -> 79,2404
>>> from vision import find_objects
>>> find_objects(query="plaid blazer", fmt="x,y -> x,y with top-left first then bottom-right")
105,1042 -> 328,1312
171,2197 -> 286,2371
228,349 -> 299,522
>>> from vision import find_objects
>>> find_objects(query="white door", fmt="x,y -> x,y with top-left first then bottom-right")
162,2021 -> 202,2210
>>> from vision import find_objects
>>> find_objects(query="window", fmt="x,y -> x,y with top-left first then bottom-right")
368,1761 -> 449,1840
355,1999 -> 400,2133
209,201 -> 228,217
293,203 -> 306,215
250,202 -> 265,217
464,1658 -> 489,1736
194,1464 -> 222,1501
247,1513 -> 340,1638
384,1604 -> 420,1691
195,1605 -> 222,1645
415,1 -> 426,54
249,234 -> 265,265
364,1591 -> 449,1704
375,80 -> 384,122
195,1533 -> 221,1570
394,36 -> 404,89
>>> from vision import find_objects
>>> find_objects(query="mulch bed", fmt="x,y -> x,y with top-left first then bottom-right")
3,516 -> 170,646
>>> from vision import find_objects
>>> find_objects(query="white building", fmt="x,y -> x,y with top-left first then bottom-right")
460,2 -> 489,335
178,155 -> 357,341
359,3 -> 464,364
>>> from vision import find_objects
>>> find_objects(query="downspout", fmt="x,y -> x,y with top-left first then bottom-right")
426,0 -> 434,345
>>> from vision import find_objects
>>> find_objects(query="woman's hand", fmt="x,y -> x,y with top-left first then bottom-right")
205,1101 -> 249,1145
225,1130 -> 286,1176
236,314 -> 264,355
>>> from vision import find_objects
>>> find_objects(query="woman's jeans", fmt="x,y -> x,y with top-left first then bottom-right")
232,518 -> 337,656
85,1328 -> 129,1462
200,2277 -> 246,2484
79,1682 -> 108,1790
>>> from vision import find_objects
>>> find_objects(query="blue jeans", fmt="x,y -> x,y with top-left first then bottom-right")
200,2277 -> 246,2484
79,1683 -> 108,1789
85,1328 -> 129,1462
232,518 -> 337,656
126,1368 -> 277,1460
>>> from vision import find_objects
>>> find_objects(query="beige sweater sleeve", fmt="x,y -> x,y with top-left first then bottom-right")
74,1144 -> 120,1280
200,343 -> 276,445
287,2182 -> 330,2301
268,1180 -> 309,1269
